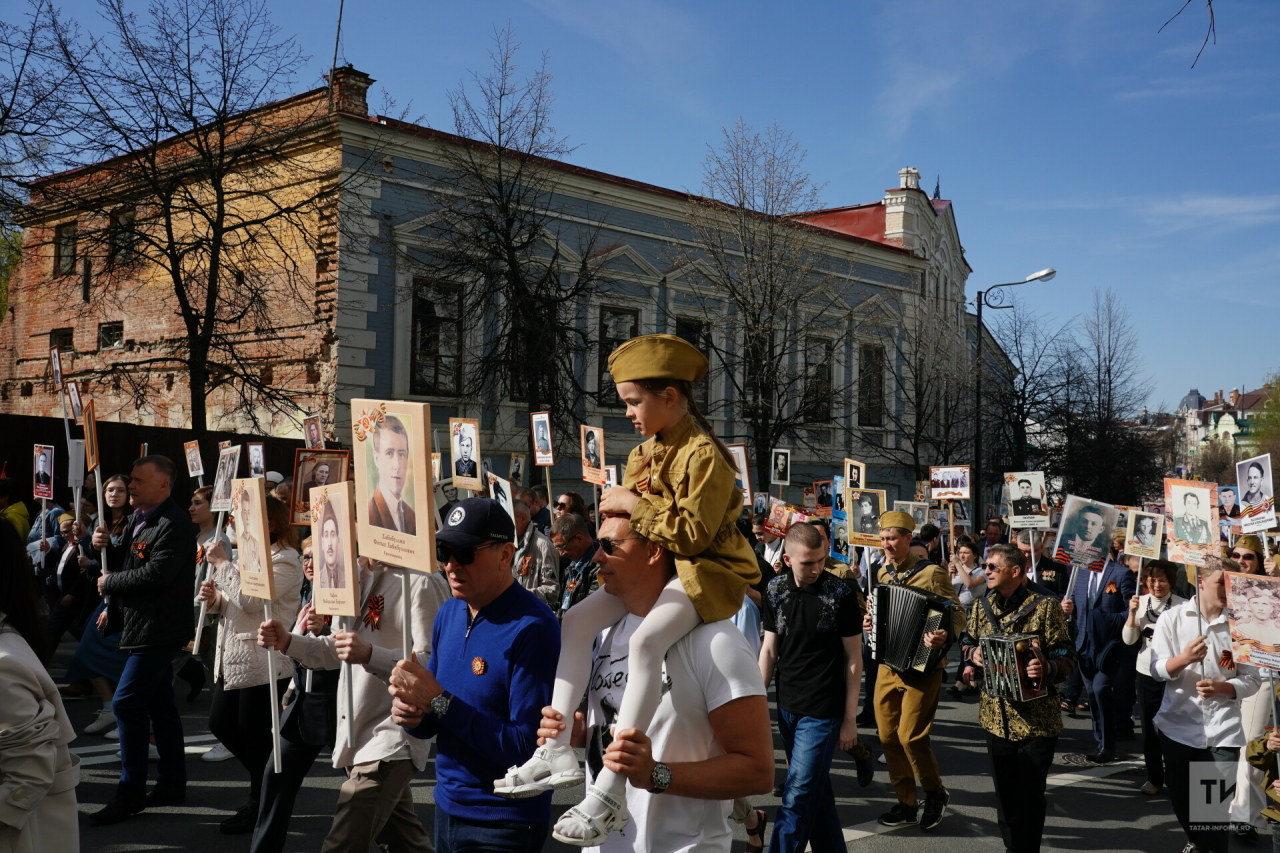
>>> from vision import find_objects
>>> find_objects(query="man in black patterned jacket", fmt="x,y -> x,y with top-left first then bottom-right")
89,455 -> 197,825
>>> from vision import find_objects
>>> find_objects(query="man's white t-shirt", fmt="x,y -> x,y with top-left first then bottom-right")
585,614 -> 766,853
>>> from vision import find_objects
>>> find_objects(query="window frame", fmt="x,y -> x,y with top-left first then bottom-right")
98,321 -> 124,351
858,342 -> 886,428
408,276 -> 464,398
54,222 -> 77,277
597,304 -> 640,408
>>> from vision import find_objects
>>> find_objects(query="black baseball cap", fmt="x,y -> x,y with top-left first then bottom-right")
437,497 -> 515,548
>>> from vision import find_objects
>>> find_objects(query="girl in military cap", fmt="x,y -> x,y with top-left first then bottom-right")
494,334 -> 760,845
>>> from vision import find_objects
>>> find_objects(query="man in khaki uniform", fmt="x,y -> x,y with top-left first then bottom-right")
864,510 -> 963,832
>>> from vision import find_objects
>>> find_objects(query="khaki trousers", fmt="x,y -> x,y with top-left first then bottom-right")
321,757 -> 433,853
873,665 -> 944,807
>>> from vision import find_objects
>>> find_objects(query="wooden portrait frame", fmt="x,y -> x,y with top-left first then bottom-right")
231,477 -> 274,600
449,417 -> 482,492
843,458 -> 866,491
580,425 -> 606,486
83,399 -> 100,473
303,415 -> 324,449
352,399 -> 436,572
531,411 -> 554,466
309,481 -> 359,617
290,449 -> 351,527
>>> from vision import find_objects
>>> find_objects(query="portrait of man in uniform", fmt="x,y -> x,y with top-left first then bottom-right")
1011,479 -> 1040,516
34,449 -> 52,488
1219,486 -> 1242,519
1173,490 -> 1212,545
454,432 -> 477,478
367,415 -> 416,535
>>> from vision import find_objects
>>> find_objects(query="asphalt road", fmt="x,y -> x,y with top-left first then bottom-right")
60,640 -> 1268,853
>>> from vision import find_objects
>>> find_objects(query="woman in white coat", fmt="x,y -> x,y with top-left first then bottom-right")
0,519 -> 79,852
199,494 -> 303,835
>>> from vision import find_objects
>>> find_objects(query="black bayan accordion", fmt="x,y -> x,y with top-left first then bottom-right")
870,584 -> 956,676
978,633 -> 1049,702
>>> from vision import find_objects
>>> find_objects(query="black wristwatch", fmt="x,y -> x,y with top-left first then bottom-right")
429,691 -> 452,719
649,761 -> 672,794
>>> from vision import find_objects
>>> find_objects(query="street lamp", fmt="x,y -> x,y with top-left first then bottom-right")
973,267 -> 1056,521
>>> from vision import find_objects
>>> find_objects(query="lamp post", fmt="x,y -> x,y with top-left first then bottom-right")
973,267 -> 1056,520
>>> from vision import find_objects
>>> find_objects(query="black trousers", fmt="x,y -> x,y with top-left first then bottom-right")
1078,655 -> 1118,753
1136,673 -> 1166,786
987,732 -> 1057,853
208,678 -> 290,805
249,717 -> 326,853
1159,733 -> 1237,853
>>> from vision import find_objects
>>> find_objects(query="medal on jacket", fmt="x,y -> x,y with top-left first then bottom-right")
132,541 -> 148,560
362,594 -> 384,630
472,656 -> 487,675
1219,649 -> 1235,670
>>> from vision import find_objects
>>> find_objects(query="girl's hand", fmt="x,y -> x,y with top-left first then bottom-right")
207,539 -> 227,565
599,487 -> 639,516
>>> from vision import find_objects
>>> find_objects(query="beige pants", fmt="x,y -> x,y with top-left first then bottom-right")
874,666 -> 945,807
321,757 -> 432,853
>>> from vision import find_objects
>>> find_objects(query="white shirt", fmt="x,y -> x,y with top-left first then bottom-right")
1122,592 -> 1185,676
1150,598 -> 1261,749
585,615 -> 766,853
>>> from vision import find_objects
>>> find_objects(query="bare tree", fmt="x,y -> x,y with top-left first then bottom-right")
678,119 -> 866,492
18,0 -> 353,435
987,303 -> 1072,477
398,26 -> 606,460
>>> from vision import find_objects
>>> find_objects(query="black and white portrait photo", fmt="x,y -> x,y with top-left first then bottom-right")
1237,454 -> 1276,534
291,450 -> 351,526
580,425 -> 606,485
509,453 -> 525,486
831,521 -> 849,559
303,415 -> 324,449
67,380 -> 83,421
531,412 -> 554,466
815,480 -> 833,509
184,440 -> 203,478
248,443 -> 266,479
752,492 -> 770,517
844,459 -> 865,491
1124,511 -> 1163,560
1052,495 -> 1119,571
771,449 -> 791,486
1172,488 -> 1213,546
454,426 -> 478,478
211,445 -> 241,512
930,465 -> 971,500
1006,471 -> 1048,527
32,445 -> 54,500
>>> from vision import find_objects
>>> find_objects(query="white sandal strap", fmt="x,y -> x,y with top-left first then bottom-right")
584,785 -> 625,815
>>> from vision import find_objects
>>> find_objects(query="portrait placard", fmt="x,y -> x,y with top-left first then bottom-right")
603,466 -> 618,489
830,475 -> 849,564
893,501 -> 929,533
83,399 -> 100,472
434,477 -> 462,530
309,481 -> 359,617
352,399 -> 436,571
849,489 -> 887,547
509,453 -> 526,487
66,380 -> 83,422
727,443 -> 752,507
184,441 -> 204,478
1125,511 -> 1165,560
770,449 -> 791,486
1053,495 -> 1120,572
218,440 -> 231,450
1225,571 -> 1280,671
303,415 -> 324,449
290,449 -> 351,526
812,480 -> 834,518
802,486 -> 816,510
49,346 -> 63,389
752,492 -> 769,517
210,445 -> 242,512
449,417 -> 482,491
1237,454 -> 1276,534
930,465 -> 971,501
843,458 -> 866,491
32,444 -> 54,500
1164,478 -> 1218,566
531,412 -> 554,466
231,477 -> 274,600
487,472 -> 516,523
431,453 -> 441,483
763,498 -> 808,538
580,425 -> 606,486
247,443 -> 266,479
914,480 -> 929,502
1005,471 -> 1049,528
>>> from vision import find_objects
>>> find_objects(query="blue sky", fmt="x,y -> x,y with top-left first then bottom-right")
54,0 -> 1280,410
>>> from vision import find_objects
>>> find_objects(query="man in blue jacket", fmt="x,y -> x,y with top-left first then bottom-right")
1062,550 -> 1137,763
390,498 -> 559,852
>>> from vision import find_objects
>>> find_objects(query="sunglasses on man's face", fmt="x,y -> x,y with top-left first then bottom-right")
984,562 -> 1009,572
598,536 -> 644,556
1231,551 -> 1257,560
555,502 -> 570,510
436,540 -> 499,567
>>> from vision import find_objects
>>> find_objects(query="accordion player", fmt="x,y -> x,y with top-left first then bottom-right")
870,583 -> 958,676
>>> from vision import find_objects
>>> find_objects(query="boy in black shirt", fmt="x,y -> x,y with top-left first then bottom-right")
759,523 -> 864,853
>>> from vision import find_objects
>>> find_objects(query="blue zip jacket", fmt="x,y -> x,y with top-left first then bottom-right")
407,581 -> 559,823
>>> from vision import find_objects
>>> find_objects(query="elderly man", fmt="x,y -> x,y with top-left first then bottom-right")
865,510 -> 963,831
553,512 -> 599,619
961,544 -> 1075,853
390,498 -> 559,853
89,455 -> 197,824
537,513 -> 773,853
512,498 -> 559,608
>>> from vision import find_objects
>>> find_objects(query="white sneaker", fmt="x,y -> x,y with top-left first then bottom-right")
493,743 -> 585,798
201,742 -> 235,763
105,727 -> 120,740
84,709 -> 116,735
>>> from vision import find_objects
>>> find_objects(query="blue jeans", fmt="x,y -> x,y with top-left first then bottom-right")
769,709 -> 844,853
434,808 -> 547,853
112,644 -> 185,799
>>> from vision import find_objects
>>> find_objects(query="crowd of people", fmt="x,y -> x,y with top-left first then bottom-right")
0,333 -> 1278,853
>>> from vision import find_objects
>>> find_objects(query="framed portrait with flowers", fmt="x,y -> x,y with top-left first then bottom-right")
309,481 -> 359,617
350,399 -> 436,572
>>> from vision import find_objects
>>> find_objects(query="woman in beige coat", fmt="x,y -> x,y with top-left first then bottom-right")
0,520 -> 79,853
199,494 -> 303,835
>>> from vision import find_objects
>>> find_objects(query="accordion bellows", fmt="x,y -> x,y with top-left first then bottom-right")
870,584 -> 957,676
979,633 -> 1050,702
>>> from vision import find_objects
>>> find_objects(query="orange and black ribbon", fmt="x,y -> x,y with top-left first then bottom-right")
362,594 -> 384,630
1219,649 -> 1235,670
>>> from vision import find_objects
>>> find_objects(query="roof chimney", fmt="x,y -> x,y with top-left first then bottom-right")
898,167 -> 921,190
327,65 -> 374,117
1230,388 -> 1240,407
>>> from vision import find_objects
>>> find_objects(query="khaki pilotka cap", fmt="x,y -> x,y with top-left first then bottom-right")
879,510 -> 915,531
607,334 -> 709,384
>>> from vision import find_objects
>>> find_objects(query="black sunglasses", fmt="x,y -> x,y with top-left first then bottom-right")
436,540 -> 499,566
1231,551 -> 1257,559
599,536 -> 644,556
983,562 -> 1007,571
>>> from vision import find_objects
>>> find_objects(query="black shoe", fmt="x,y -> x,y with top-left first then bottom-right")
179,659 -> 206,702
220,803 -> 257,835
855,751 -> 874,787
920,788 -> 949,831
944,684 -> 964,700
855,712 -> 875,728
1085,749 -> 1115,764
144,786 -> 186,807
877,802 -> 918,827
89,796 -> 145,825
1235,824 -> 1259,844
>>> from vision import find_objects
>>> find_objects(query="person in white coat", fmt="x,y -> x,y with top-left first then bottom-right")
0,520 -> 79,853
